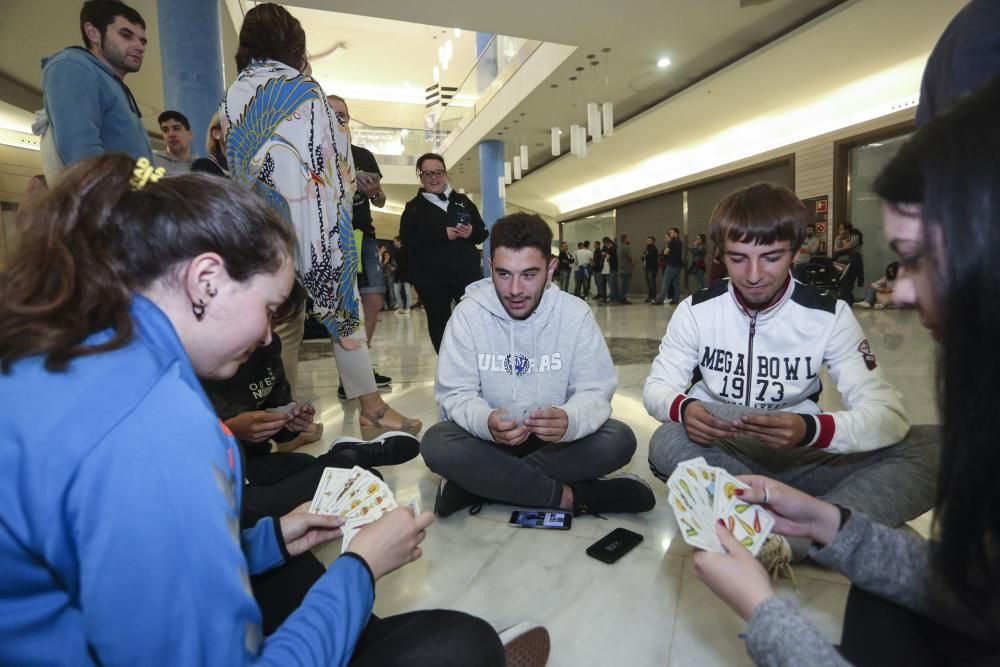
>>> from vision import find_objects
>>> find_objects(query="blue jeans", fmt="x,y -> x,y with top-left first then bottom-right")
658,266 -> 682,302
608,271 -> 620,302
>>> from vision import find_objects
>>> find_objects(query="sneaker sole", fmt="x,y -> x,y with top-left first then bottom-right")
500,624 -> 551,667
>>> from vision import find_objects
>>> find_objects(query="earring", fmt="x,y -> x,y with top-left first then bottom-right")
192,299 -> 206,321
207,284 -> 218,298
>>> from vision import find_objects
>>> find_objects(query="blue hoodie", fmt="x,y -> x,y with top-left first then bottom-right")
435,279 -> 618,443
41,46 -> 153,170
0,295 -> 373,665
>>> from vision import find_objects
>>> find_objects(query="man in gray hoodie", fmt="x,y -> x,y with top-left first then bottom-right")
421,212 -> 656,517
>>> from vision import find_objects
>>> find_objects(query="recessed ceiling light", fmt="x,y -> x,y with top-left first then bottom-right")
657,57 -> 672,69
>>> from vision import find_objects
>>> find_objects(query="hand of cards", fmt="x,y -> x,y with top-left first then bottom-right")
667,457 -> 774,556
308,466 -> 420,553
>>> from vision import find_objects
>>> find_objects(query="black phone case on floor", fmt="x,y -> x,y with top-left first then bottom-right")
586,528 -> 644,564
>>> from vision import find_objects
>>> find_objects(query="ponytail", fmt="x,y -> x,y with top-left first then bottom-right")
0,154 -> 293,373
0,155 -> 134,372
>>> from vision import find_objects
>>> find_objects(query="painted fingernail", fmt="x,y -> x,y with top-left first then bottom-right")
734,489 -> 745,496
717,519 -> 725,527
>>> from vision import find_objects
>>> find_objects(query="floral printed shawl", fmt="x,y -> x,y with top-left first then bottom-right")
222,59 -> 359,339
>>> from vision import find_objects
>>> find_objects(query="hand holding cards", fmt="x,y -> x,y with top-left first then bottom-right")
667,457 -> 775,556
308,466 -> 420,553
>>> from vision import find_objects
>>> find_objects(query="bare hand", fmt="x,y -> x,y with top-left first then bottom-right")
734,476 -> 842,546
347,507 -> 435,580
337,336 -> 362,351
445,226 -> 461,240
732,412 -> 806,449
488,409 -> 531,446
279,502 -> 345,556
683,402 -> 736,445
454,223 -> 473,239
285,403 -> 316,432
524,407 -> 568,442
692,521 -> 775,621
225,410 -> 289,443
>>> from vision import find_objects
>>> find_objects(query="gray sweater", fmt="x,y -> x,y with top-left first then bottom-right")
745,514 -> 997,665
434,279 -> 616,443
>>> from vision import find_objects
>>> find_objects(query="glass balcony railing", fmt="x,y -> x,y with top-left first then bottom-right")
435,34 -> 540,144
349,123 -> 449,165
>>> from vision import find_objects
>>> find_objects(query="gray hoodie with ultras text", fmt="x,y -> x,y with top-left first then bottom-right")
435,279 -> 617,443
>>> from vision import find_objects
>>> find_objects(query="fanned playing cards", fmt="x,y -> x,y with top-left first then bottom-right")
667,457 -> 775,556
308,466 -> 419,553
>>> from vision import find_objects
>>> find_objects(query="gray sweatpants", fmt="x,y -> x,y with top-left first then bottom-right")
421,419 -> 637,508
647,403 -> 940,528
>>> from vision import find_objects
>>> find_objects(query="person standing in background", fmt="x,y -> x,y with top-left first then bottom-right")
557,241 -> 574,292
688,233 -> 707,293
642,236 -> 659,303
393,236 -> 412,314
573,241 -> 593,298
655,227 -> 683,305
399,153 -> 488,353
153,111 -> 198,174
617,234 -> 634,304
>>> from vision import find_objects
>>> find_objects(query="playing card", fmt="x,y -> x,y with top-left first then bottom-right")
308,467 -> 354,515
266,401 -> 297,414
712,469 -> 751,519
341,516 -> 377,553
718,496 -> 775,557
667,457 -> 774,556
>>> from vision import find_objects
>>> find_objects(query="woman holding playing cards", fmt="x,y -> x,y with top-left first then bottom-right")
0,154 -> 537,666
691,79 -> 1000,665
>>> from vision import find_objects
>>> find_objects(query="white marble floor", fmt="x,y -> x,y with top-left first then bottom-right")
292,301 -> 937,666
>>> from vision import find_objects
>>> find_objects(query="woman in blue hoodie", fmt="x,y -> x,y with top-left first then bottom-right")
0,154 -> 523,666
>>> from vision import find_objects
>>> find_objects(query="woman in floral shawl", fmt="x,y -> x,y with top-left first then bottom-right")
221,4 -> 419,434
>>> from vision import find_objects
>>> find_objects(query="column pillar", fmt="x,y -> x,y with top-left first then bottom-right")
478,139 -> 505,275
157,0 -> 226,156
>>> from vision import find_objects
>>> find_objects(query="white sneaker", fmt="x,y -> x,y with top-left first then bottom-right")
498,622 -> 550,667
873,303 -> 887,310
757,534 -> 796,585
856,301 -> 872,309
401,308 -> 410,314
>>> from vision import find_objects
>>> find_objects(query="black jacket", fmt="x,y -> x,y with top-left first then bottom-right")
399,190 -> 488,285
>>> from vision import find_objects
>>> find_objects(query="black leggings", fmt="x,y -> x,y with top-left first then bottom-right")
413,277 -> 478,353
839,585 -> 1000,666
252,553 -> 503,665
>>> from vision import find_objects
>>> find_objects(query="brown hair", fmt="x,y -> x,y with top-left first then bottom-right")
235,3 -> 306,72
416,152 -> 447,172
709,182 -> 807,252
490,212 -> 553,259
80,0 -> 145,48
0,154 -> 293,373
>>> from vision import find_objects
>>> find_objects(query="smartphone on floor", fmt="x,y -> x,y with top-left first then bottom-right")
508,510 -> 572,530
586,528 -> 643,564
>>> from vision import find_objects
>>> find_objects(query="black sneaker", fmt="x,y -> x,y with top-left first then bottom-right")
434,478 -> 485,517
373,369 -> 392,387
337,383 -> 347,399
570,472 -> 656,516
327,431 -> 420,468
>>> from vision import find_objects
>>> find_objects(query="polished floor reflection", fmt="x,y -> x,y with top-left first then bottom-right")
294,302 -> 937,666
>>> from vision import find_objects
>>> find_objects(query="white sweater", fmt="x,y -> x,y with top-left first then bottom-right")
643,276 -> 909,454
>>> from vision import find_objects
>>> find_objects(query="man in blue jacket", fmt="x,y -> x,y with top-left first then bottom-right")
40,1 -> 152,178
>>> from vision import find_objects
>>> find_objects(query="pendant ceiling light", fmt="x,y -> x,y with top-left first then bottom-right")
513,155 -> 522,180
550,83 -> 561,157
519,144 -> 529,171
602,47 -> 614,136
504,161 -> 512,185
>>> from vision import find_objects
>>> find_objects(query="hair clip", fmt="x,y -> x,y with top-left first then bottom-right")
130,157 -> 166,190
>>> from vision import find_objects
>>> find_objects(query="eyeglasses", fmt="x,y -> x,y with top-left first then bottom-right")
420,169 -> 446,178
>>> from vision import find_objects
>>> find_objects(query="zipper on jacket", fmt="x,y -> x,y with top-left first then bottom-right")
745,312 -> 758,406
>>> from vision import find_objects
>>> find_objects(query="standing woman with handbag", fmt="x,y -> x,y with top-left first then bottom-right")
399,153 -> 488,353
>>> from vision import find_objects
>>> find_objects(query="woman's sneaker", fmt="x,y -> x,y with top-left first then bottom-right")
570,472 -> 656,516
757,534 -> 796,585
327,432 -> 419,468
498,622 -> 550,667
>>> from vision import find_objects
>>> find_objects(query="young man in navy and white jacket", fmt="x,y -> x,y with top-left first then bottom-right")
422,213 -> 656,518
644,183 -> 939,561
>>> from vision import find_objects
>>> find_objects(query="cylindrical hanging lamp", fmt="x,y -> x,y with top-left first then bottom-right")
587,102 -> 601,143
602,102 -> 614,136
519,144 -> 529,170
504,161 -> 512,185
513,156 -> 522,180
550,127 -> 561,156
497,176 -> 506,199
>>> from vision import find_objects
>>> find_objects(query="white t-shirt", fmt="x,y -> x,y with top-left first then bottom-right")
575,248 -> 594,266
